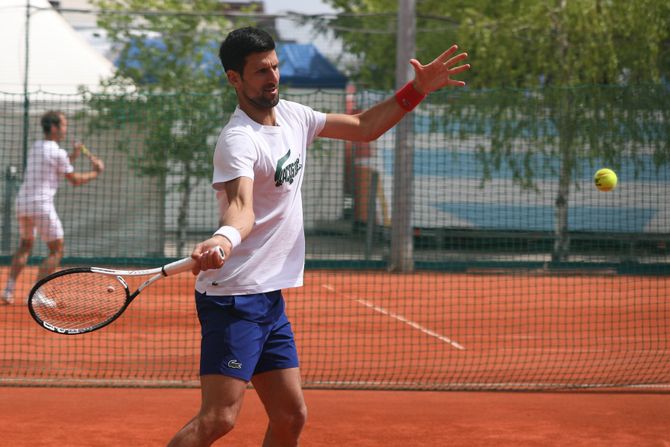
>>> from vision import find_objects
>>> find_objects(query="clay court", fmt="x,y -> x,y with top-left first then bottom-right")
1,387 -> 669,446
1,2 -> 669,445
1,268 -> 668,445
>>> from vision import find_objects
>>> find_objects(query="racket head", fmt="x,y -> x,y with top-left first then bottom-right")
28,268 -> 131,335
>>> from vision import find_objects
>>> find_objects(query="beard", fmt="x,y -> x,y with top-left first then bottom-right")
245,88 -> 280,109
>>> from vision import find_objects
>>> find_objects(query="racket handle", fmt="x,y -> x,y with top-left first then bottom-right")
162,257 -> 196,276
162,247 -> 225,276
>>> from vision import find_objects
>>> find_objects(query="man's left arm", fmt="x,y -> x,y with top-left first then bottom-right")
318,44 -> 470,142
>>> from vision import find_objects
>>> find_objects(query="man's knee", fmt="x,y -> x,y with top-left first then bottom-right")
46,239 -> 64,256
199,407 -> 238,440
270,403 -> 307,438
18,238 -> 34,253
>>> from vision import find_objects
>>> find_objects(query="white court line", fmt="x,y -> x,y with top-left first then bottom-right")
308,380 -> 670,390
322,284 -> 466,351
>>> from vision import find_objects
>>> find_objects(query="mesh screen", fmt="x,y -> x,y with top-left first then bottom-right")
1,87 -> 669,390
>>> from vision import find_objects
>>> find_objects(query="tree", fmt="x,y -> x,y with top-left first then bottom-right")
325,0 -> 670,261
457,0 -> 670,260
83,0 -> 247,255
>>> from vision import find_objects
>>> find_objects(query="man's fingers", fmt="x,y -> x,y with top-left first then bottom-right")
444,52 -> 469,67
448,64 -> 471,76
409,58 -> 423,73
436,45 -> 459,64
205,247 -> 225,268
447,79 -> 467,87
444,64 -> 470,87
190,249 -> 204,275
193,246 -> 226,273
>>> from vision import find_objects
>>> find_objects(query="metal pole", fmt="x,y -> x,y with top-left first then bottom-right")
365,171 -> 378,260
22,0 -> 31,171
2,166 -> 20,252
390,0 -> 415,272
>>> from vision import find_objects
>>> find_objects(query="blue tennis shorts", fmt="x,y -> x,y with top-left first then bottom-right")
195,289 -> 299,382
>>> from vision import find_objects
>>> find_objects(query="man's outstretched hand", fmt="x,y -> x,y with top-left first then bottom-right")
410,45 -> 470,95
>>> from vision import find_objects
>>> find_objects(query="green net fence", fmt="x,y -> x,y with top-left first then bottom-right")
0,85 -> 669,390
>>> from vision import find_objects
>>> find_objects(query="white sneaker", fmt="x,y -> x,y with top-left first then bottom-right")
32,291 -> 56,308
1,290 -> 13,305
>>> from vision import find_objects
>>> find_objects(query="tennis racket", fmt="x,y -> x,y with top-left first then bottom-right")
28,247 -> 224,335
80,144 -> 92,157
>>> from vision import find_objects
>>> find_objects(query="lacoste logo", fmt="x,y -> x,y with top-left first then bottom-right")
274,149 -> 302,187
227,359 -> 242,369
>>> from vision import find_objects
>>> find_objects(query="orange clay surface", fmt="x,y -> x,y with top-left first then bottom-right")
1,268 -> 669,445
0,387 -> 669,446
2,269 -> 668,389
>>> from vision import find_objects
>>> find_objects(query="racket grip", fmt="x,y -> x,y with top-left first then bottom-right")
162,247 -> 225,276
162,257 -> 197,276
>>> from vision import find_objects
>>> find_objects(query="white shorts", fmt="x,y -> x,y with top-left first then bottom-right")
15,200 -> 64,242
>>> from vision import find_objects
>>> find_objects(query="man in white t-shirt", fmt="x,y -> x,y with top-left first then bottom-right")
1,111 -> 104,305
168,27 -> 469,446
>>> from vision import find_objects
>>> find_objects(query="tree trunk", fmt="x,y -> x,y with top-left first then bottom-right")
176,166 -> 192,257
553,137 -> 572,262
552,88 -> 576,263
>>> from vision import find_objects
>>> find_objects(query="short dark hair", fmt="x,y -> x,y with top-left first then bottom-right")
41,110 -> 64,134
218,27 -> 275,75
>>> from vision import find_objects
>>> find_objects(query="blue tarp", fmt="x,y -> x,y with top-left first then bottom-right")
276,43 -> 347,89
117,39 -> 347,89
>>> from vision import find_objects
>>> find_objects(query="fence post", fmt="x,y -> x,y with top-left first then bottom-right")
2,166 -> 20,253
365,170 -> 378,260
390,0 -> 416,272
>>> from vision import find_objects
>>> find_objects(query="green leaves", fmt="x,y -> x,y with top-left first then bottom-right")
324,0 -> 669,88
91,0 -> 235,92
81,1 -> 247,253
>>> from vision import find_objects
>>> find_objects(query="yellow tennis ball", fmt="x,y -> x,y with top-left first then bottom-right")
594,168 -> 618,192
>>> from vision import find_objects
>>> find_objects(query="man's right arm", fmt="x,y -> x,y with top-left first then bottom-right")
191,176 -> 255,273
214,176 -> 255,255
64,156 -> 104,186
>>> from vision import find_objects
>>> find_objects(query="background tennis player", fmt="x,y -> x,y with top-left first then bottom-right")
2,110 -> 104,306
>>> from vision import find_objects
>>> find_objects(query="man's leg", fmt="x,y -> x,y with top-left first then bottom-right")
38,238 -> 64,281
37,206 -> 66,281
168,374 -> 248,447
2,216 -> 35,303
252,367 -> 307,447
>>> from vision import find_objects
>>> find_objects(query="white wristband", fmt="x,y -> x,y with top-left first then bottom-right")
213,225 -> 242,249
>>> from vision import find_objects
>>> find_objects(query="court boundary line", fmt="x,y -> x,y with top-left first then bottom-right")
321,284 -> 466,351
307,380 -> 670,390
2,378 -> 668,391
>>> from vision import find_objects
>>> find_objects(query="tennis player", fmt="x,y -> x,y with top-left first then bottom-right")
1,111 -> 104,306
168,27 -> 469,446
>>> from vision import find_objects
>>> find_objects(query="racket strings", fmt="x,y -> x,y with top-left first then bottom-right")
32,272 -> 128,331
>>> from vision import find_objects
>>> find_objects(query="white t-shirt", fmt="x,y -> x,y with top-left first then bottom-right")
195,99 -> 326,295
15,140 -> 74,213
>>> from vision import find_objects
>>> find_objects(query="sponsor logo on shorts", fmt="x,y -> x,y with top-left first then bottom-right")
227,359 -> 242,369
